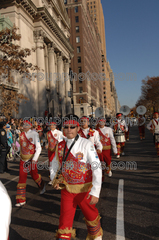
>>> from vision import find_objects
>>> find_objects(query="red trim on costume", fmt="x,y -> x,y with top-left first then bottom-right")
80,116 -> 89,121
47,131 -> 58,151
78,128 -> 95,138
23,120 -> 32,126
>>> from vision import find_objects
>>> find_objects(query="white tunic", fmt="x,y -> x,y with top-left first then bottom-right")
50,135 -> 102,198
99,127 -> 117,154
110,119 -> 128,143
80,128 -> 103,151
50,129 -> 63,142
24,129 -> 41,161
0,181 -> 12,240
147,118 -> 159,133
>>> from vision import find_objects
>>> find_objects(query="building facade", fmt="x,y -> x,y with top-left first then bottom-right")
64,0 -> 104,117
87,0 -> 119,117
0,0 -> 74,118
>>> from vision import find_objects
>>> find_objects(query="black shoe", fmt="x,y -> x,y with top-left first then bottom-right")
5,169 -> 10,173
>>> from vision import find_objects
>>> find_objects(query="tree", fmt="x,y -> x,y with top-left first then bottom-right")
0,26 -> 39,119
136,76 -> 159,113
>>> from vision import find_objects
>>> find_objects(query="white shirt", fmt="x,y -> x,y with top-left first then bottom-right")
147,118 -> 159,133
99,127 -> 117,154
24,129 -> 41,161
50,135 -> 102,198
80,128 -> 103,151
0,181 -> 12,240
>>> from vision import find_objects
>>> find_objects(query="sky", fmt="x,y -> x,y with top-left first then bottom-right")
101,0 -> 159,108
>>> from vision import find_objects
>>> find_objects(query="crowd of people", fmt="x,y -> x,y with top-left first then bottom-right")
0,111 -> 159,240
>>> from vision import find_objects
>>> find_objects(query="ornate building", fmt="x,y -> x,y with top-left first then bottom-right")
0,0 -> 74,118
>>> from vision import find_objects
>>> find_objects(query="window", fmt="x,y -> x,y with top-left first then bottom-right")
94,5 -> 96,8
79,87 -> 83,93
91,6 -> 92,9
76,26 -> 79,32
66,8 -> 68,13
64,0 -> 67,4
104,100 -> 106,103
76,36 -> 80,43
77,56 -> 81,63
94,18 -> 96,21
104,96 -> 106,99
75,16 -> 79,22
80,107 -> 84,115
102,64 -> 104,67
104,91 -> 106,94
78,67 -> 82,73
94,14 -> 96,17
90,1 -> 92,4
75,0 -> 78,2
77,46 -> 81,53
75,6 -> 78,13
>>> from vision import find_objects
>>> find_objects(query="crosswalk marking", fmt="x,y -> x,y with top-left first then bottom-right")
116,179 -> 125,240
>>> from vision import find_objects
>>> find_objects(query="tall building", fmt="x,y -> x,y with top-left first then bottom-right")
0,0 -> 74,118
87,0 -> 119,116
64,0 -> 104,117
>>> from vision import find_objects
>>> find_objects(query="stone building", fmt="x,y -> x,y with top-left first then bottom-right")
0,0 -> 74,118
64,0 -> 104,117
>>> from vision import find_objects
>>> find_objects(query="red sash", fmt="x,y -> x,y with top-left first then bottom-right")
114,122 -> 125,132
98,128 -> 111,150
19,132 -> 35,161
78,128 -> 94,139
47,130 -> 58,152
57,141 -> 92,185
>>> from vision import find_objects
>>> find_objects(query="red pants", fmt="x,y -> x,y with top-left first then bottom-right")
116,142 -> 125,156
56,189 -> 103,240
102,149 -> 111,173
48,150 -> 56,163
16,160 -> 44,204
138,126 -> 145,139
155,143 -> 159,156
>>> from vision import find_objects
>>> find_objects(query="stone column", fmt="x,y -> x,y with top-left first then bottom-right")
57,52 -> 65,117
48,43 -> 58,116
64,59 -> 71,114
34,30 -> 46,117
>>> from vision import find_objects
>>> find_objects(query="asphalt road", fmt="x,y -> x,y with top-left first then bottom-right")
0,125 -> 159,240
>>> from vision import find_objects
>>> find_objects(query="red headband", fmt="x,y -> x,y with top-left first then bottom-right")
153,112 -> 158,115
98,118 -> 106,123
50,122 -> 57,125
63,120 -> 79,126
116,114 -> 122,117
80,117 -> 89,121
23,120 -> 32,126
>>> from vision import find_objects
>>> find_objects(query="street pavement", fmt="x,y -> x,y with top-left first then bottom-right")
0,125 -> 159,240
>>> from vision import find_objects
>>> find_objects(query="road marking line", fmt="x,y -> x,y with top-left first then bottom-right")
116,179 -> 125,240
4,159 -> 49,186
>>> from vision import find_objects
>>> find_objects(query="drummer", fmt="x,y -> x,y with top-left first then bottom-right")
111,113 -> 128,158
147,112 -> 159,157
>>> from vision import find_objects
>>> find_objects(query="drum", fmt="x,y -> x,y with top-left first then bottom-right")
155,133 -> 159,143
114,133 -> 125,142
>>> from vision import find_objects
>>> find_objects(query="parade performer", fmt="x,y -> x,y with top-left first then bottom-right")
124,116 -> 132,141
96,118 -> 117,177
111,113 -> 128,158
45,121 -> 63,184
147,112 -> 159,157
15,120 -> 45,207
138,115 -> 146,140
78,116 -> 103,156
50,114 -> 103,240
0,181 -> 12,240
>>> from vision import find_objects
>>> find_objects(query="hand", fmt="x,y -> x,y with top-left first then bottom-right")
87,194 -> 99,205
54,183 -> 60,190
97,149 -> 102,154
